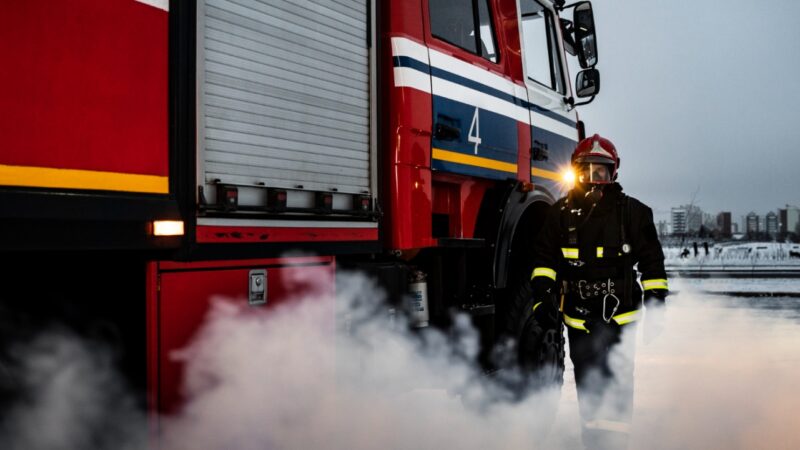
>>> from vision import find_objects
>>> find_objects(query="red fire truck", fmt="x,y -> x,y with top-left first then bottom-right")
0,0 -> 600,413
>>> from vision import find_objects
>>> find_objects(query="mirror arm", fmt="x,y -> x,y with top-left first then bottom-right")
571,96 -> 595,107
564,95 -> 595,109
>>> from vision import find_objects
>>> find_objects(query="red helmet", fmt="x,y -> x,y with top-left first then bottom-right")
571,134 -> 620,184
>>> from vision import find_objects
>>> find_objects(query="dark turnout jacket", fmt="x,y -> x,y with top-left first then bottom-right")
531,183 -> 667,329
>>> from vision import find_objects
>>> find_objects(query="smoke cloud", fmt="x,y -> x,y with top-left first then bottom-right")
161,269 -> 562,450
1,272 -> 799,449
0,329 -> 146,450
629,279 -> 800,450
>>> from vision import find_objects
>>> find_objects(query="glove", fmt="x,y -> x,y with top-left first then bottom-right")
531,277 -> 560,328
643,289 -> 668,344
532,295 -> 559,328
582,318 -> 622,346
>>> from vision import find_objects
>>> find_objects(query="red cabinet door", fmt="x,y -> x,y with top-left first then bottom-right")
149,256 -> 335,413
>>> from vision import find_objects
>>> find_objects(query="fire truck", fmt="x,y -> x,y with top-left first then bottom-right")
0,0 -> 600,413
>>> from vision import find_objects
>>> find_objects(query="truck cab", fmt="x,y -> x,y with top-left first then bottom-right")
381,0 -> 601,375
384,0 -> 599,250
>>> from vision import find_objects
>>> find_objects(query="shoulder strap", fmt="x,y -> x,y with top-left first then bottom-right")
561,195 -> 579,246
563,192 -> 598,247
619,194 -> 630,250
619,194 -> 634,306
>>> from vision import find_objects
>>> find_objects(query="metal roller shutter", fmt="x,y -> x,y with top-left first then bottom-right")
199,0 -> 370,197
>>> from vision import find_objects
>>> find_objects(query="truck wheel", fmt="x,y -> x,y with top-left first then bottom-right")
503,273 -> 565,396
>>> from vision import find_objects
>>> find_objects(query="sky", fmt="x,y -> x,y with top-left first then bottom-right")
573,0 -> 800,224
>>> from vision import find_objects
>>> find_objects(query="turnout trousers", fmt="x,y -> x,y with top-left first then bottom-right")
568,321 -> 637,450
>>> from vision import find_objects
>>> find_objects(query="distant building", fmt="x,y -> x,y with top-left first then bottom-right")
779,205 -> 800,235
671,208 -> 687,235
717,212 -> 732,238
731,222 -> 739,234
780,208 -> 789,233
746,212 -> 760,234
672,205 -> 703,235
766,211 -> 778,238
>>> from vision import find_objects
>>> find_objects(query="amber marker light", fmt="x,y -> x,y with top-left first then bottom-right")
152,220 -> 185,236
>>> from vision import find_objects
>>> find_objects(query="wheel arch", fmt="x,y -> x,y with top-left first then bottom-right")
491,185 -> 556,289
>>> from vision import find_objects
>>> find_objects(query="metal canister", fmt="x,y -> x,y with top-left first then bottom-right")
407,270 -> 430,328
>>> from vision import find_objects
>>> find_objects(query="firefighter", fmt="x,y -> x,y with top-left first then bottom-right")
530,134 -> 668,449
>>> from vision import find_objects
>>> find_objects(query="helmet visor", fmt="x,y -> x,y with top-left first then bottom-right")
576,162 -> 612,184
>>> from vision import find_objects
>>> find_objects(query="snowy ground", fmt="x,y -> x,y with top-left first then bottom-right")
664,242 -> 800,269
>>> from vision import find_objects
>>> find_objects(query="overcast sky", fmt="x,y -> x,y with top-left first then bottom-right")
574,0 -> 800,224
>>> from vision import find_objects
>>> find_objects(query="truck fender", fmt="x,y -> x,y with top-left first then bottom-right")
491,184 -> 555,289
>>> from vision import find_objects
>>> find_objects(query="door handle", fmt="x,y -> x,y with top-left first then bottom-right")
434,123 -> 461,141
532,140 -> 549,161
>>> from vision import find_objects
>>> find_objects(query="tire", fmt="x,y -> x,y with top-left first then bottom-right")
502,273 -> 565,396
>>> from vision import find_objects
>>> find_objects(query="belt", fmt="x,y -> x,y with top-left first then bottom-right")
566,278 -> 624,323
566,278 -> 622,300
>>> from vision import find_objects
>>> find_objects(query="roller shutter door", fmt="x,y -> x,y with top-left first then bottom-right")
199,0 -> 370,195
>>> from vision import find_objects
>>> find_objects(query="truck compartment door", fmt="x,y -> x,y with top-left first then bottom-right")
197,0 -> 372,208
148,256 -> 335,413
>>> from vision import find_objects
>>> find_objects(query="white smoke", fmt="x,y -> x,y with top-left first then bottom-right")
629,279 -> 800,450
0,329 -> 146,450
2,273 -> 800,449
160,269 -> 563,450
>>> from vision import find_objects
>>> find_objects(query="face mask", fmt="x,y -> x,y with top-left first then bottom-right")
584,185 -> 604,203
577,163 -> 612,184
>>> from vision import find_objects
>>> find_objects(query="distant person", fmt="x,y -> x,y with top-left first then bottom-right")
680,248 -> 690,258
693,242 -> 699,257
524,135 -> 668,449
703,241 -> 709,256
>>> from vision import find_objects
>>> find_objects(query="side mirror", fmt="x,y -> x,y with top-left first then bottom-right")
573,2 -> 597,68
575,68 -> 600,98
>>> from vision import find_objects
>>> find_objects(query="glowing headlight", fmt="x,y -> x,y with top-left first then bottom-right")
562,169 -> 576,184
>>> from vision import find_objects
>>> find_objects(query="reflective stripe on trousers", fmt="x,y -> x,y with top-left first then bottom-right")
584,419 -> 631,434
